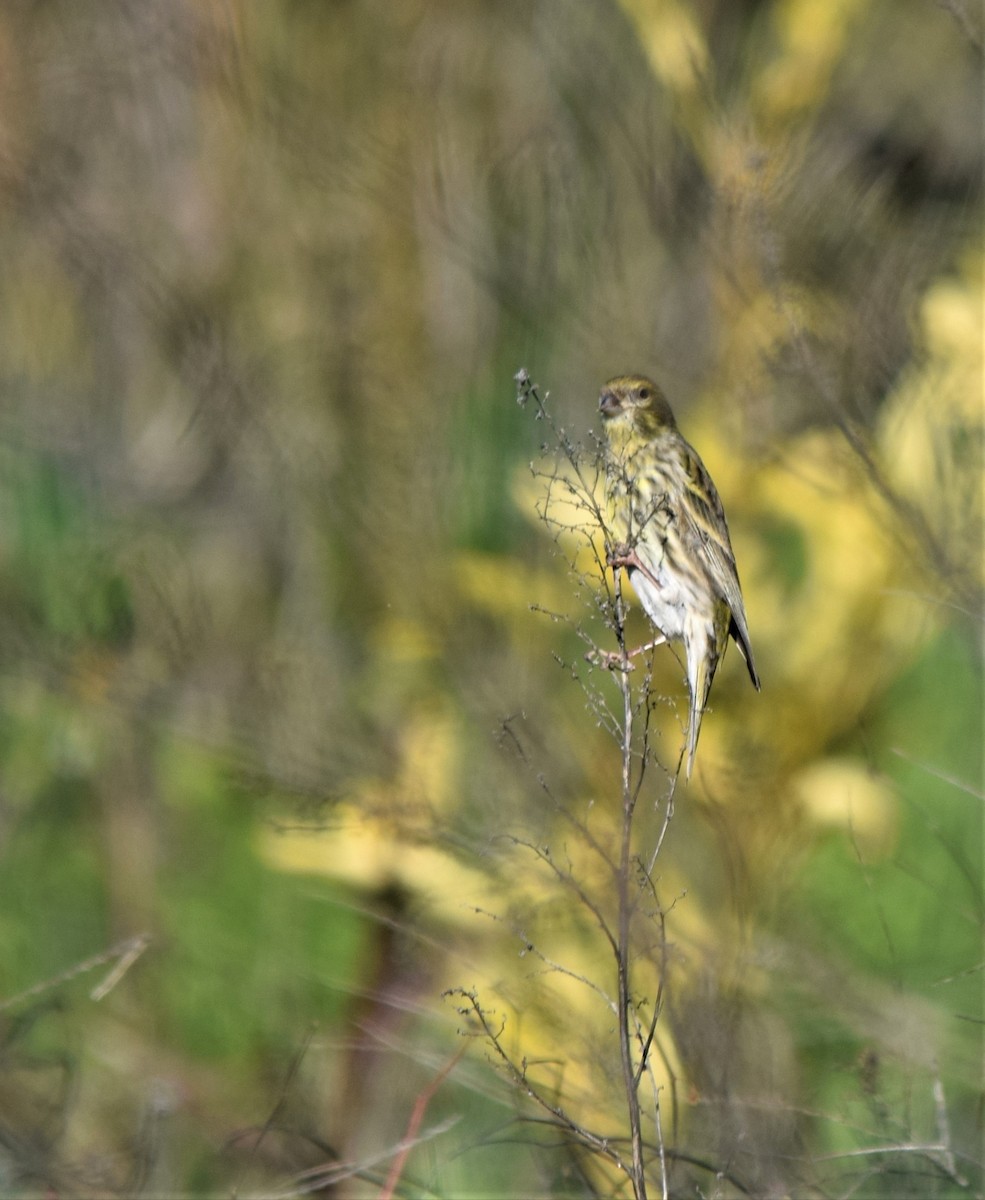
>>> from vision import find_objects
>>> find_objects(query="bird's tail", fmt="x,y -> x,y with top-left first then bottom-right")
684,613 -> 726,779
684,670 -> 707,779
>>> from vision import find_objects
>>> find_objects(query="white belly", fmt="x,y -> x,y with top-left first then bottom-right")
628,556 -> 703,644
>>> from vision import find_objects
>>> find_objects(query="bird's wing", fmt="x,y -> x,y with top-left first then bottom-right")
677,446 -> 760,688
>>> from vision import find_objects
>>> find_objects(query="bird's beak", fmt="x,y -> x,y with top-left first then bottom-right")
599,389 -> 621,417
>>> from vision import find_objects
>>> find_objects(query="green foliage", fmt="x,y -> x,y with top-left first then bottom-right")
0,454 -> 134,651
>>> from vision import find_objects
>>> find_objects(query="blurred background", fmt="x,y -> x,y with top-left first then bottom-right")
0,1 -> 980,1195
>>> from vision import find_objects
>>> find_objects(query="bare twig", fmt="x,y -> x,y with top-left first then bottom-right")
445,987 -> 634,1179
444,373 -> 687,1196
612,563 -> 650,1199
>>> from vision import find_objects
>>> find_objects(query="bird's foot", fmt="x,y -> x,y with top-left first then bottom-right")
606,544 -> 663,591
585,636 -> 667,672
585,647 -> 635,672
631,635 -> 667,656
606,543 -> 640,572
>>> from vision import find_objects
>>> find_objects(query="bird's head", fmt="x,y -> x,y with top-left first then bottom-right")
599,375 -> 677,441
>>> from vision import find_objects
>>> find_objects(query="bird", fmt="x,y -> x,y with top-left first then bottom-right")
598,374 -> 760,777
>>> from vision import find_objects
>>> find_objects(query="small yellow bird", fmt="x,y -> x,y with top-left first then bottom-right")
599,375 -> 760,777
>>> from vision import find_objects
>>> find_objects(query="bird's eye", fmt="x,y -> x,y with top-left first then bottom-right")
637,387 -> 651,400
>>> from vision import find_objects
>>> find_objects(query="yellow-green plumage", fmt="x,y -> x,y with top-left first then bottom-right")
599,375 -> 760,777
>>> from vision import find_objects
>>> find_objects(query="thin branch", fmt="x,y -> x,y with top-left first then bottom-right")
448,372 -> 690,1198
613,567 -> 649,1200
445,988 -> 633,1180
469,901 -> 616,1012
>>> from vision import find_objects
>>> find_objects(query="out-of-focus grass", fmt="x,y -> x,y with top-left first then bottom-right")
796,623 -> 981,967
771,621 -> 982,1185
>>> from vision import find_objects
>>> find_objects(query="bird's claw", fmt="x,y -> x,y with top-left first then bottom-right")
585,647 -> 636,672
606,542 -> 636,571
606,543 -> 664,592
